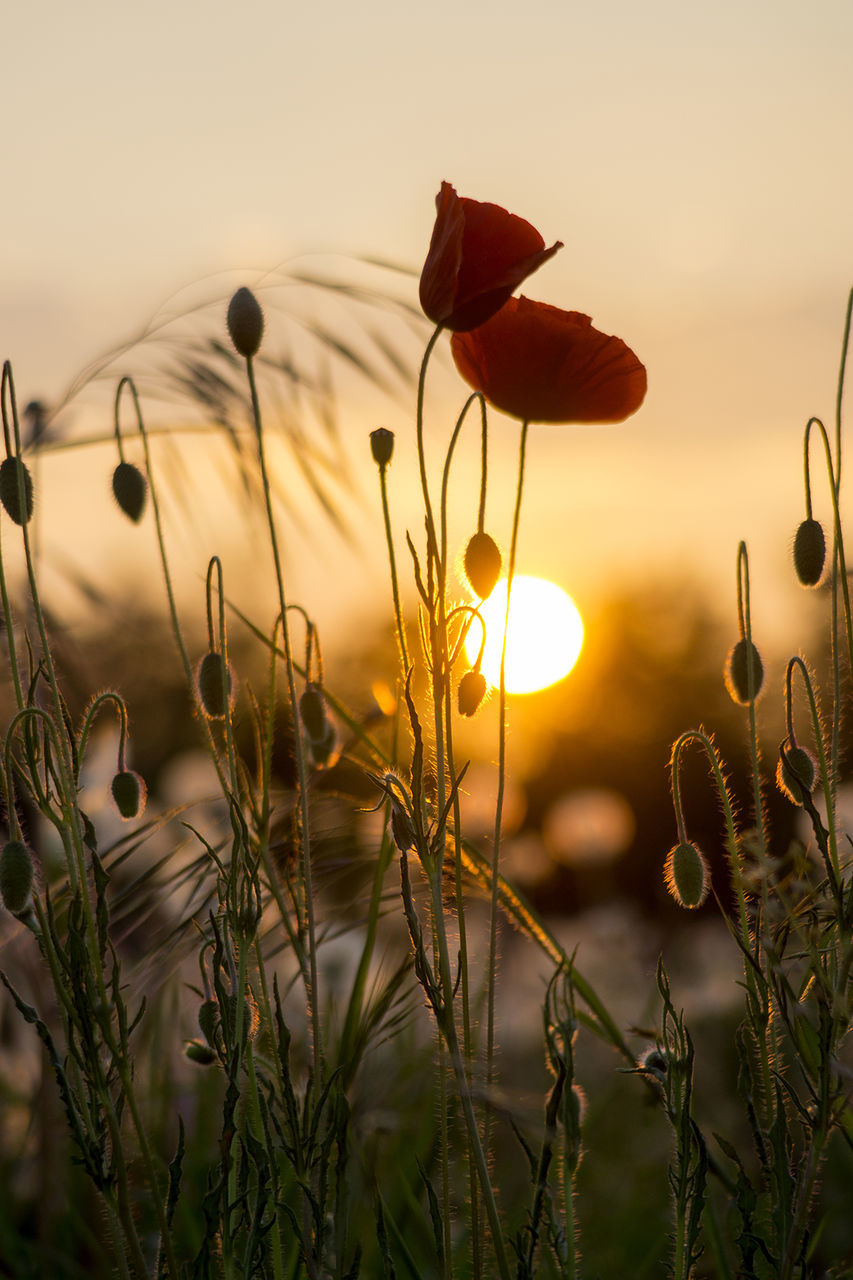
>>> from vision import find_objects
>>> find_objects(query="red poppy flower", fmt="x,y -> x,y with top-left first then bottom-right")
419,182 -> 562,332
450,297 -> 647,424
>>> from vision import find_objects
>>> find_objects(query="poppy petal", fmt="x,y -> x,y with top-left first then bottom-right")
419,183 -> 562,332
451,297 -> 646,424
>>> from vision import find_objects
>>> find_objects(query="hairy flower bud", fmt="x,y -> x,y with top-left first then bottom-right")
227,287 -> 264,358
198,999 -> 220,1046
776,743 -> 817,806
112,460 -> 147,523
464,531 -> 502,600
197,652 -> 233,719
0,840 -> 34,915
638,1047 -> 668,1080
309,721 -> 338,769
725,638 -> 764,705
793,518 -> 826,587
390,798 -> 416,854
664,840 -> 710,909
111,770 -> 147,820
185,1039 -> 217,1066
299,685 -> 328,741
0,457 -> 34,526
458,669 -> 487,717
370,427 -> 394,468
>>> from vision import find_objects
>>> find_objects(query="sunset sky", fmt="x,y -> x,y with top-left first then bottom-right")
3,0 -> 853,647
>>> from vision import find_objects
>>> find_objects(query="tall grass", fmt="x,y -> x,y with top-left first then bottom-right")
0,263 -> 852,1279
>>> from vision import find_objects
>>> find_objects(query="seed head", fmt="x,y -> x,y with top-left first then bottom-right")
776,743 -> 817,806
0,457 -> 33,526
227,287 -> 264,358
370,427 -> 394,468
464,531 -> 502,600
197,651 -> 233,719
112,460 -> 147,523
725,638 -> 764,705
664,840 -> 710,909
458,669 -> 487,717
0,840 -> 34,916
110,770 -> 147,820
793,518 -> 826,587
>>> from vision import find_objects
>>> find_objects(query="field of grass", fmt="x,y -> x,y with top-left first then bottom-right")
1,189 -> 853,1278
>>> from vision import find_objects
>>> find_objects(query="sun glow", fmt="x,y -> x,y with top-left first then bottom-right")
464,575 -> 584,695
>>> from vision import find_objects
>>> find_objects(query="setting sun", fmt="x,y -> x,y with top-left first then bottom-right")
464,575 -> 584,694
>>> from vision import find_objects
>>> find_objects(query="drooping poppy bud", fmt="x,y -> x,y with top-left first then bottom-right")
664,840 -> 710,909
419,182 -> 562,332
0,457 -> 34,525
299,685 -> 328,741
309,721 -> 338,769
227,287 -> 264,358
458,670 -> 488,717
110,770 -> 147,820
112,460 -> 147,523
793,518 -> 826,587
185,1039 -> 217,1066
725,638 -> 764,705
638,1047 -> 668,1080
370,427 -> 394,468
197,651 -> 233,719
299,684 -> 337,767
451,298 -> 646,424
198,999 -> 220,1046
389,798 -> 416,854
0,840 -> 34,915
776,743 -> 817,806
464,531 -> 502,600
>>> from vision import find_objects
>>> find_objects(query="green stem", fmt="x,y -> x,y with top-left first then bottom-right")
427,868 -> 511,1280
414,326 -> 444,565
487,420 -> 529,1134
833,285 -> 852,496
779,1126 -> 828,1280
377,462 -> 410,674
245,355 -> 322,1084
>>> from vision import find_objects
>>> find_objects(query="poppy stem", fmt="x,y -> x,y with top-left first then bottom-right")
415,325 -> 444,572
377,461 -> 410,674
486,419 -> 529,1148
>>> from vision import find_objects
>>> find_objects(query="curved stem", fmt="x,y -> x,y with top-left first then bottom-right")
439,391 -> 487,575
736,542 -> 769,859
833,285 -> 852,497
803,419 -> 853,784
670,729 -> 746,945
785,656 -> 840,883
78,691 -> 129,769
414,326 -> 444,570
117,378 -> 230,800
